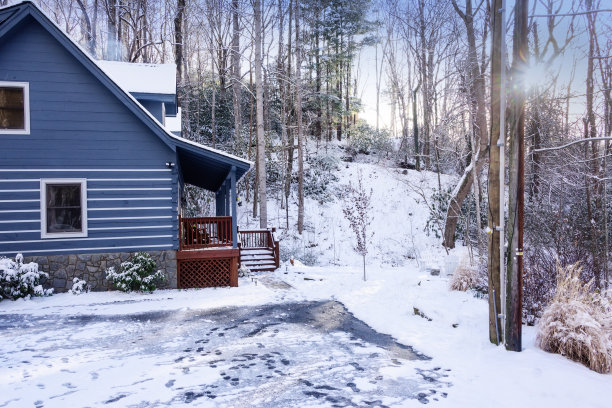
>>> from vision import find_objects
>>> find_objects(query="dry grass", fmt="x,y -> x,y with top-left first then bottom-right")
449,259 -> 479,292
536,263 -> 612,374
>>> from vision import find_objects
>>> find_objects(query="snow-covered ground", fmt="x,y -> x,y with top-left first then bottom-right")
1,144 -> 610,407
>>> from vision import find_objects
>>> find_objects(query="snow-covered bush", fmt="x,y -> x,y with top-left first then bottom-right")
238,264 -> 251,278
304,155 -> 340,204
70,277 -> 89,295
346,121 -> 393,157
0,254 -> 53,301
106,252 -> 165,293
536,263 -> 612,373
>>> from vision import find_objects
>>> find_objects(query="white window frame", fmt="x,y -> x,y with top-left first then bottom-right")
0,81 -> 30,135
40,179 -> 88,239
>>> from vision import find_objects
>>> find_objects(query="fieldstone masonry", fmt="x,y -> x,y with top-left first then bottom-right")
24,250 -> 178,293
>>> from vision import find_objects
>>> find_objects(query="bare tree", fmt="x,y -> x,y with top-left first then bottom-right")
254,0 -> 268,228
444,0 -> 489,249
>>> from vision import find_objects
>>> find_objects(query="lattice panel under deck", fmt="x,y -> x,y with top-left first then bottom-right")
178,258 -> 231,288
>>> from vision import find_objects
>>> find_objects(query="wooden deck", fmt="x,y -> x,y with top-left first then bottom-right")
177,216 -> 238,288
177,217 -> 280,288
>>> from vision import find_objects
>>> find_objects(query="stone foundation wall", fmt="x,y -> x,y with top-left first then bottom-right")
25,250 -> 177,293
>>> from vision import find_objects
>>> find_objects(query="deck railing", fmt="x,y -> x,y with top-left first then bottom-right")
238,228 -> 280,268
179,216 -> 233,250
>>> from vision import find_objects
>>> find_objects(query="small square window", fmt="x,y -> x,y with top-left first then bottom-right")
41,179 -> 88,238
0,82 -> 30,134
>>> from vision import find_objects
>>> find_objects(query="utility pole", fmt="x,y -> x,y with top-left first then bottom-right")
505,0 -> 528,352
499,0 -> 507,346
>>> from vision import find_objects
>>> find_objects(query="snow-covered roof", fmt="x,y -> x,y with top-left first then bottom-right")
96,60 -> 176,95
165,108 -> 182,134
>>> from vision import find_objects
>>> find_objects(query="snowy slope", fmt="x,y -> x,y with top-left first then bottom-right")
238,143 -> 456,273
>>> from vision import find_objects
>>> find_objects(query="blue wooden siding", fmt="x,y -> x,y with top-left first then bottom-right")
0,18 -> 179,256
138,99 -> 165,123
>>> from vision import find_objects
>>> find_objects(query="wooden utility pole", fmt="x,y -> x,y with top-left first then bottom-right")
488,0 -> 503,345
505,0 -> 528,352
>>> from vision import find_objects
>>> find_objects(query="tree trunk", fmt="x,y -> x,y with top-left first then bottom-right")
487,0 -> 503,346
295,0 -> 305,234
231,0 -> 242,140
254,0 -> 268,228
412,87 -> 420,171
315,6 -> 322,141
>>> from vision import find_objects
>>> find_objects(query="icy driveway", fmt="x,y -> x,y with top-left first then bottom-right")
0,299 -> 450,407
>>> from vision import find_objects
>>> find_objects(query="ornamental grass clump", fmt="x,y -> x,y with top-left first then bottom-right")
0,254 -> 53,300
450,263 -> 478,292
106,252 -> 165,293
536,262 -> 612,373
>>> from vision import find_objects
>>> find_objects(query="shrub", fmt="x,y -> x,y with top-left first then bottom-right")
346,122 -> 393,156
106,252 -> 165,292
70,277 -> 89,295
449,262 -> 478,292
0,254 -> 53,300
304,155 -> 340,204
536,263 -> 612,373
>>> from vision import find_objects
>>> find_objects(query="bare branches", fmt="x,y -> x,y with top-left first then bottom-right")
533,137 -> 612,153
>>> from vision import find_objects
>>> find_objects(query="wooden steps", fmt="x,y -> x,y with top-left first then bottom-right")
240,247 -> 278,272
237,228 -> 280,272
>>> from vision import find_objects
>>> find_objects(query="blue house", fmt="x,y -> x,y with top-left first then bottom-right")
0,1 -> 279,291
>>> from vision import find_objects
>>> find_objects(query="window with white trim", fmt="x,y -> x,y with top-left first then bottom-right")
0,82 -> 30,134
41,179 -> 88,238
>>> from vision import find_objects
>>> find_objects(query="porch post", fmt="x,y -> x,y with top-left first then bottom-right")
225,179 -> 230,217
230,166 -> 237,248
215,188 -> 224,216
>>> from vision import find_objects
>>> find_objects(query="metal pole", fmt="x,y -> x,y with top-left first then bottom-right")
498,0 -> 507,346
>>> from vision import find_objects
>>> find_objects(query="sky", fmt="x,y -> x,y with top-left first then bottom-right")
355,0 -> 601,134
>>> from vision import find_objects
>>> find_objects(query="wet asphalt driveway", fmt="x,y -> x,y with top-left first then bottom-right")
0,299 -> 450,407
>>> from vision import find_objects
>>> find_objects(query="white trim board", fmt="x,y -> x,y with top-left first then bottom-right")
0,168 -> 171,172
88,216 -> 172,221
0,244 -> 174,256
88,178 -> 173,182
87,197 -> 171,201
88,206 -> 172,211
89,225 -> 173,231
87,188 -> 172,191
0,209 -> 39,213
0,234 -> 172,245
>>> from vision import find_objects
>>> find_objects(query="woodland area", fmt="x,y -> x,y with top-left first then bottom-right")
21,0 -> 612,340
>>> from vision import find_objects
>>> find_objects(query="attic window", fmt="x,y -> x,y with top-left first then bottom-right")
0,82 -> 30,134
41,179 -> 88,239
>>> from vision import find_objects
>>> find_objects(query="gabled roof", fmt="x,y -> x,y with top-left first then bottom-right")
0,1 -> 251,192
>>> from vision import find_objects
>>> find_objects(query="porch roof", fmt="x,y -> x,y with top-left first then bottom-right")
175,138 -> 251,192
